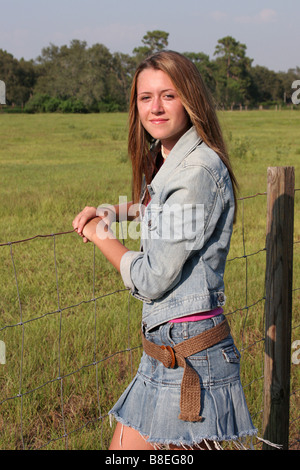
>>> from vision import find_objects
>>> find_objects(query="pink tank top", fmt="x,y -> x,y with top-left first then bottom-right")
169,307 -> 223,323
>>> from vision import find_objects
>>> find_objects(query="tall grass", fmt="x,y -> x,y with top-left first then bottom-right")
0,111 -> 299,449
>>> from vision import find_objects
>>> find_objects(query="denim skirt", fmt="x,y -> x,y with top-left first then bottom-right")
109,314 -> 257,447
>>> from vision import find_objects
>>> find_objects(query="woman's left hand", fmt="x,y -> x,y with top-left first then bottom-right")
82,216 -> 127,273
72,206 -> 97,243
82,217 -> 113,243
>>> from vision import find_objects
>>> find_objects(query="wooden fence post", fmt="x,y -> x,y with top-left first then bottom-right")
263,166 -> 295,450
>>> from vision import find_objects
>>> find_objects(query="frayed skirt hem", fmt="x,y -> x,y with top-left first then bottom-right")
109,411 -> 262,450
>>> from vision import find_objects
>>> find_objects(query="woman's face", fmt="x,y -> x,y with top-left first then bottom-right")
136,68 -> 190,154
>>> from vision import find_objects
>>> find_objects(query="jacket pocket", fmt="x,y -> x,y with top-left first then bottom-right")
142,204 -> 162,233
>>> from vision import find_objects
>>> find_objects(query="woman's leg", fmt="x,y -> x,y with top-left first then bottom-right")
109,422 -> 219,450
109,422 -> 156,450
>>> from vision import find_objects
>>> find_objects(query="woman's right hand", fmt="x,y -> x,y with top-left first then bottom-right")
72,206 -> 97,243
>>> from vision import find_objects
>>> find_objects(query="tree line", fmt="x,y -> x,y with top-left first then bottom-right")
0,31 -> 299,113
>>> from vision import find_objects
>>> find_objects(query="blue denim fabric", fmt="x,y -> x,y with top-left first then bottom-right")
109,314 -> 257,446
120,126 -> 235,331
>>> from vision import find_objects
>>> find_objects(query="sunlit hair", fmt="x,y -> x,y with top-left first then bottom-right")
128,50 -> 238,218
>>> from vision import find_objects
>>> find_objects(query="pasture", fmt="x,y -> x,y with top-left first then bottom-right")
0,110 -> 299,449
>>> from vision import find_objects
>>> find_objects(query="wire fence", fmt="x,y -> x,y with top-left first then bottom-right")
0,189 -> 299,450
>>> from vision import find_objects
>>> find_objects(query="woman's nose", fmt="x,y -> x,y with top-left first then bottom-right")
151,97 -> 164,114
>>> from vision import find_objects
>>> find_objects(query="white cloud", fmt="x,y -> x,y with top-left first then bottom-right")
68,23 -> 147,53
210,11 -> 228,22
0,28 -> 31,47
257,9 -> 278,23
235,9 -> 278,24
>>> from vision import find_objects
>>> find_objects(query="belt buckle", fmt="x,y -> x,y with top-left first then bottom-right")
160,345 -> 176,369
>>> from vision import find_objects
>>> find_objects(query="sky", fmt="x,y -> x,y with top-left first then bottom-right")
0,0 -> 298,72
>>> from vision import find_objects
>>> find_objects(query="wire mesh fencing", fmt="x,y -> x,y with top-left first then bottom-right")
0,189 -> 299,450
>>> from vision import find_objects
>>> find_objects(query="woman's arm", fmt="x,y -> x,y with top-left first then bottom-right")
81,217 -> 129,272
112,201 -> 139,222
72,201 -> 138,242
72,201 -> 139,271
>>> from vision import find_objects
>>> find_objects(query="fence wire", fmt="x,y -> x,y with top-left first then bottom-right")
0,190 -> 299,450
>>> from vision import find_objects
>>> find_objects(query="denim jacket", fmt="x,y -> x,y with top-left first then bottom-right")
120,126 -> 235,331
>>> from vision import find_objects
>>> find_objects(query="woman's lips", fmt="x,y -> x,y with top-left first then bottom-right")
149,119 -> 169,124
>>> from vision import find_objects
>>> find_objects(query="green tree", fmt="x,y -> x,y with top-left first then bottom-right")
141,30 -> 169,52
183,52 -> 216,94
111,52 -> 136,107
278,67 -> 300,104
33,40 -> 129,111
2,32 -> 299,112
249,65 -> 284,105
35,40 -> 89,101
133,30 -> 169,62
0,49 -> 37,106
213,36 -> 253,108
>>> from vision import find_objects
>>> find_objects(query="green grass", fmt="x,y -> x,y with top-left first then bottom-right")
0,110 -> 299,449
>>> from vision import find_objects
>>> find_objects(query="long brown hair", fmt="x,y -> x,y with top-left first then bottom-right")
128,50 -> 238,216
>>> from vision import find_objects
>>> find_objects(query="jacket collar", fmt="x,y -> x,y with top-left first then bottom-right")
147,126 -> 202,198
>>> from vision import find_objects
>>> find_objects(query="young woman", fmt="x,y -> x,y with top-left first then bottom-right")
72,51 -> 257,450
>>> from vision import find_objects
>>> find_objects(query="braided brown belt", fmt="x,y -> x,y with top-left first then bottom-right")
142,318 -> 231,422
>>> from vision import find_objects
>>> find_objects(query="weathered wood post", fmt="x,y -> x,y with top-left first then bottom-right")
263,167 -> 295,450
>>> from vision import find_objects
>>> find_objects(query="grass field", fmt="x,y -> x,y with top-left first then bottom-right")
0,110 -> 299,450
